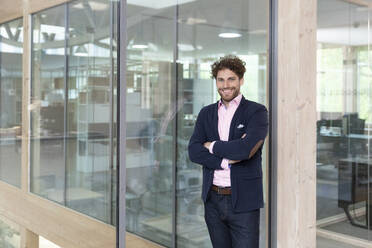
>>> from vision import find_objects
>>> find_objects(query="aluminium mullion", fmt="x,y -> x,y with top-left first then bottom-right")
63,3 -> 69,207
117,0 -> 127,247
109,0 -> 114,225
171,4 -> 179,248
269,0 -> 278,247
29,15 -> 33,192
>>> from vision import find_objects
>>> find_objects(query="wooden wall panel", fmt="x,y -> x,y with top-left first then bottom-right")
0,0 -> 71,24
276,0 -> 317,247
0,0 -> 22,23
28,0 -> 71,14
0,181 -> 164,248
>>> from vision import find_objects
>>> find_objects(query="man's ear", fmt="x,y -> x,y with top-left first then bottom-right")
240,77 -> 244,86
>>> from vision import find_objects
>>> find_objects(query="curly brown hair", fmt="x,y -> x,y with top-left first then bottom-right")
211,55 -> 246,79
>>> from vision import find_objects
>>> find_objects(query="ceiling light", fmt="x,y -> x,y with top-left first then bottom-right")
218,32 -> 242,38
185,17 -> 207,25
178,43 -> 194,51
74,45 -> 88,56
128,0 -> 195,9
73,2 -> 108,11
132,44 -> 148,49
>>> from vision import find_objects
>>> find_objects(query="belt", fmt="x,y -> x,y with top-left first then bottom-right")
211,185 -> 232,195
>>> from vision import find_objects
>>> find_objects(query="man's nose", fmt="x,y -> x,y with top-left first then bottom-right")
222,80 -> 230,88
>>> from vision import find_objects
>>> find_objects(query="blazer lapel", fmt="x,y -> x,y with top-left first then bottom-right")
228,96 -> 247,141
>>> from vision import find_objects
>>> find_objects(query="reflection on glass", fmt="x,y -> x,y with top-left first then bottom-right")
125,3 -> 174,247
30,0 -> 117,225
317,0 -> 372,245
30,5 -> 66,203
66,0 -> 116,224
0,216 -> 20,248
0,18 -> 23,187
124,0 -> 268,247
176,1 -> 268,247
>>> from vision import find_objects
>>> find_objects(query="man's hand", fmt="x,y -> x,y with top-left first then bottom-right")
227,133 -> 246,165
229,159 -> 241,164
203,141 -> 212,149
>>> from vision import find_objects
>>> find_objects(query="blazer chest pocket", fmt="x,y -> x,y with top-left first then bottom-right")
233,126 -> 246,139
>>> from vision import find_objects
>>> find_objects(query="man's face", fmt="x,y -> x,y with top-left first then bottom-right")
216,68 -> 244,104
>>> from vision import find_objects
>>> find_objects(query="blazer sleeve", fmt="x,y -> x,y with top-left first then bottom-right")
212,106 -> 268,161
188,108 -> 223,170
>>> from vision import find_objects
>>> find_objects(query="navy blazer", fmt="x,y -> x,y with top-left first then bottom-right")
188,96 -> 268,212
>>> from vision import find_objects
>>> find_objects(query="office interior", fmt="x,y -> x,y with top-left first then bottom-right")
0,0 -> 371,247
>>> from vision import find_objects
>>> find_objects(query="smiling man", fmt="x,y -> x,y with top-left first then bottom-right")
188,55 -> 268,248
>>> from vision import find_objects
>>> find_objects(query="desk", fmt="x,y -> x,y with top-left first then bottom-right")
318,134 -> 368,165
338,157 -> 372,229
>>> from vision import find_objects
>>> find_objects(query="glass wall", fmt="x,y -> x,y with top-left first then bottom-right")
30,0 -> 118,224
125,0 -> 269,247
125,3 -> 175,246
0,215 -> 20,248
0,18 -> 23,187
317,0 -> 372,246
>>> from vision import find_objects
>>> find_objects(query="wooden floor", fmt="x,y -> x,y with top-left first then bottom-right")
317,236 -> 363,248
127,233 -> 165,248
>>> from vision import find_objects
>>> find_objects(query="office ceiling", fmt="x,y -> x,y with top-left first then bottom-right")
2,0 -> 372,64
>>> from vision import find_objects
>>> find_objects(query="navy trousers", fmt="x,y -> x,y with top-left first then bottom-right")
204,190 -> 260,248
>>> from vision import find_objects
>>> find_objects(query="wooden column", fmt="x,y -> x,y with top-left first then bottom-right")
275,0 -> 317,247
20,229 -> 39,248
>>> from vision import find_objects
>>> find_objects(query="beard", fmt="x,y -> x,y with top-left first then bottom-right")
218,87 -> 240,103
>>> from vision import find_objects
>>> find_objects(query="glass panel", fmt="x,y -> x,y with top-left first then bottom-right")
125,2 -> 174,246
66,0 -> 117,224
0,216 -> 20,248
124,0 -> 269,247
30,6 -> 66,203
0,18 -> 23,187
176,1 -> 268,247
30,1 -> 118,226
317,0 -> 372,244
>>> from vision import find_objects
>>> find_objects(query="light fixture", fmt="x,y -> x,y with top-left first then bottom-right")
72,1 -> 108,11
178,43 -> 195,52
218,10 -> 242,39
132,43 -> 148,49
132,15 -> 148,50
218,32 -> 242,38
74,45 -> 88,56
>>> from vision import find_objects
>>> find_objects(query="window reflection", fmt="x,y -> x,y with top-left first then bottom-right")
30,0 -> 117,225
317,0 -> 372,244
125,6 -> 174,244
0,18 -> 23,187
125,1 -> 269,247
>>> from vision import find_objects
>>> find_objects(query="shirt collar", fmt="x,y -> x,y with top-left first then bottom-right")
218,94 -> 243,109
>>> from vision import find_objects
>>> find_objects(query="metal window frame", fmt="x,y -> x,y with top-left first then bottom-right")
269,0 -> 278,247
117,0 -> 127,247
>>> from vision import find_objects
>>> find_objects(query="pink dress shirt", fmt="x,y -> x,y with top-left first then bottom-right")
209,94 -> 242,187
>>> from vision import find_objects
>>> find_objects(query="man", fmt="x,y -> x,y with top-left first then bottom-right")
188,55 -> 268,248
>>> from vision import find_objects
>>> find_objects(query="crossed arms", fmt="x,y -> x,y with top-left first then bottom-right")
188,107 -> 268,170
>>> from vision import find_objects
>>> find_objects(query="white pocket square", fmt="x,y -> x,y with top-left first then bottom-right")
237,124 -> 244,129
